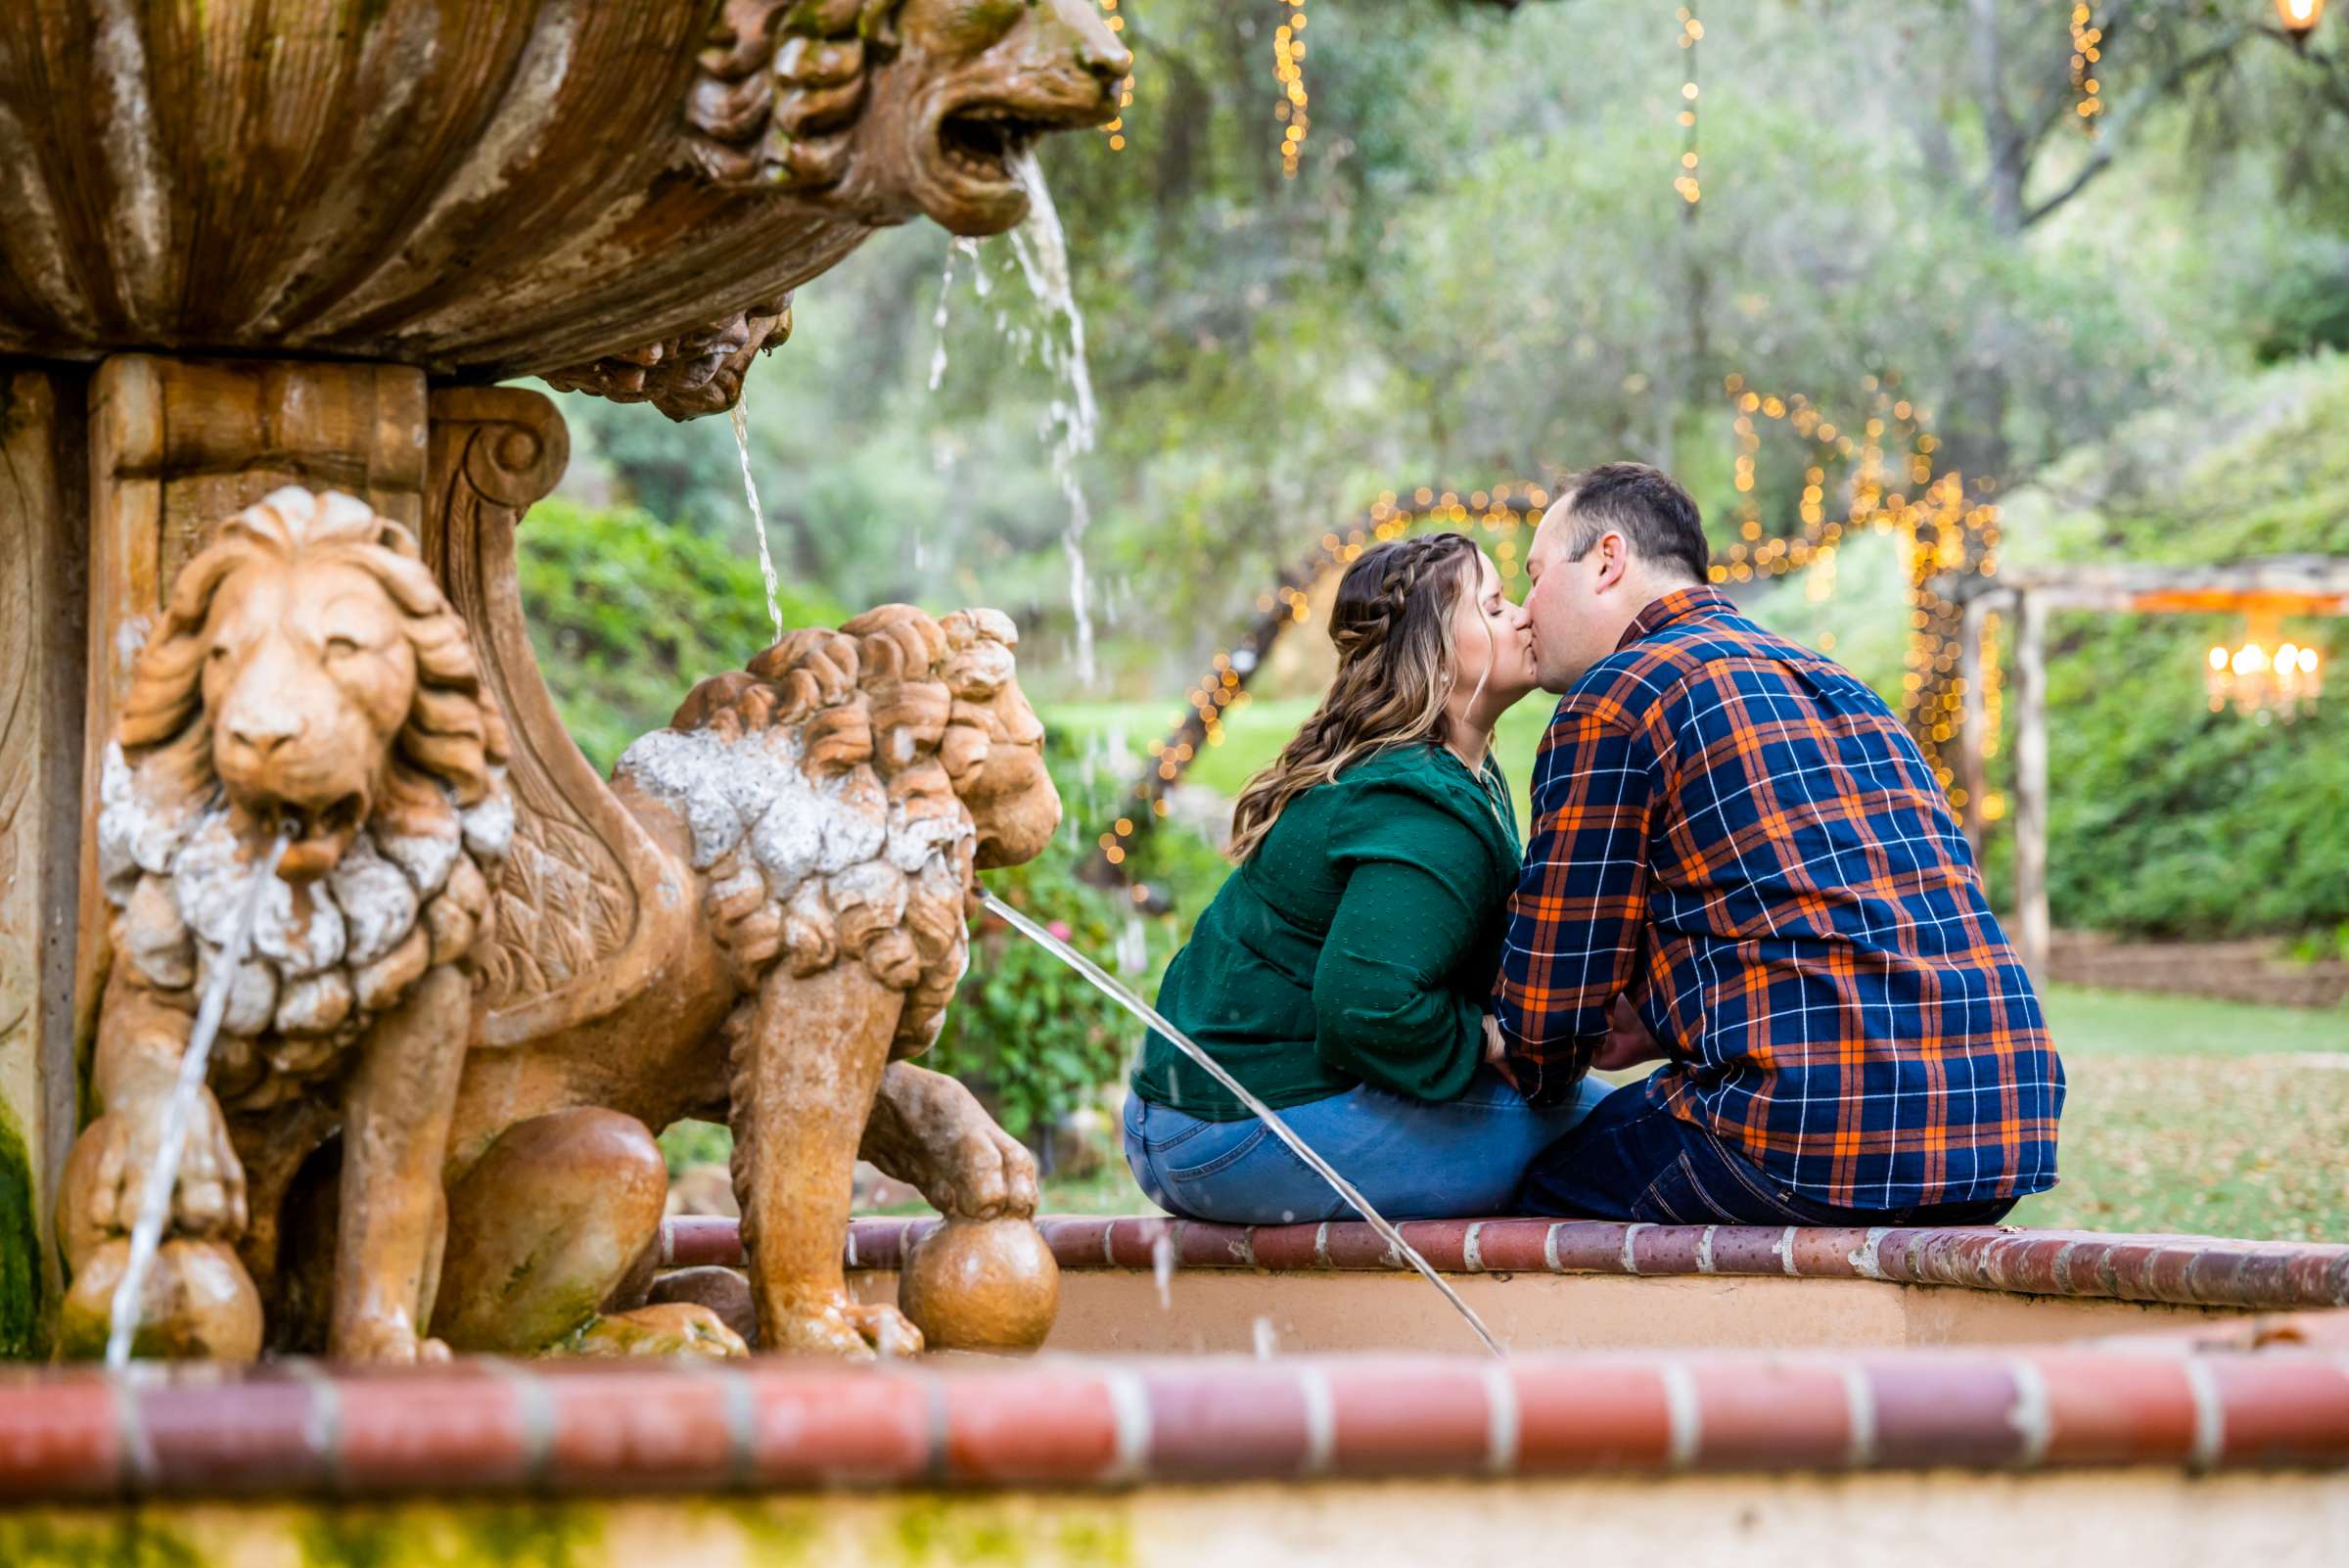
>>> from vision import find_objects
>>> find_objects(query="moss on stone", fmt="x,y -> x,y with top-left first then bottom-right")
296,1503 -> 599,1568
0,1514 -> 204,1568
0,1103 -> 44,1359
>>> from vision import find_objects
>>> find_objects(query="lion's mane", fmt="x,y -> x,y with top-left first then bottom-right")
615,602 -> 1022,1053
94,488 -> 514,1111
685,0 -> 915,189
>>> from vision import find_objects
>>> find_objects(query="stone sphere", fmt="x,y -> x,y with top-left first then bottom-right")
60,1238 -> 262,1361
898,1219 -> 1061,1354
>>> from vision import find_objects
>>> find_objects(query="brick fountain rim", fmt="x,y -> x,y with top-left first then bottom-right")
2,1218 -> 2345,1499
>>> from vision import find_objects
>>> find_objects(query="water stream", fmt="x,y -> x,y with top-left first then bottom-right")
979,889 -> 1504,1357
1004,148 -> 1100,688
730,399 -> 786,643
107,832 -> 290,1368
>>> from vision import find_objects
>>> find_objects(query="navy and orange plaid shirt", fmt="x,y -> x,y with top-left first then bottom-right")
1493,587 -> 2062,1209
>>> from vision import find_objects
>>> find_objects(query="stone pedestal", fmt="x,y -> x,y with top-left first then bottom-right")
0,354 -> 433,1352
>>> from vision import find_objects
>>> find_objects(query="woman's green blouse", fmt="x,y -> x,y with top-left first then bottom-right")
1132,743 -> 1523,1121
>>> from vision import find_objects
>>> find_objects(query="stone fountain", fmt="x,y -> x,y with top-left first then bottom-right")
0,0 -> 1128,1361
3,6 -> 2348,1561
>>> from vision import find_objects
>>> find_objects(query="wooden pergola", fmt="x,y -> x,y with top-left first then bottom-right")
1943,556 -> 2349,980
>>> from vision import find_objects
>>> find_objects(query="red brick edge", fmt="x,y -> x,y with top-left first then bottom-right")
661,1216 -> 2349,1314
3,1344 -> 2345,1500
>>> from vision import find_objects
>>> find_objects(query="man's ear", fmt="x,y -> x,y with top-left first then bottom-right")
1593,530 -> 1634,593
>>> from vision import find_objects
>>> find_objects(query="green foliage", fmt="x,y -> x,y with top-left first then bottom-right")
514,498 -> 845,772
1982,355 -> 2349,937
925,743 -> 1219,1139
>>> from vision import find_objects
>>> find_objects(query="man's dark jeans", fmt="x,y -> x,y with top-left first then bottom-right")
1517,1082 -> 2019,1227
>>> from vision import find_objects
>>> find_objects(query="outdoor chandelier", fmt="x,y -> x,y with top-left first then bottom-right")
2206,611 -> 2324,718
2278,0 -> 2327,48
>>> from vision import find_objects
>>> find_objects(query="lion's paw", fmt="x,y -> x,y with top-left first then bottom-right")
764,1293 -> 924,1360
70,1095 -> 249,1248
568,1304 -> 749,1360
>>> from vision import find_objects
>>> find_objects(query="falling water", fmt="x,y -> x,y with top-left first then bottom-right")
107,833 -> 289,1368
979,890 -> 1503,1357
1005,148 -> 1100,688
730,400 -> 785,643
1151,1225 -> 1175,1312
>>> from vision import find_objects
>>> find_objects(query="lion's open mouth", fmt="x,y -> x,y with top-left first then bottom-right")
240,791 -> 367,876
936,104 -> 1053,189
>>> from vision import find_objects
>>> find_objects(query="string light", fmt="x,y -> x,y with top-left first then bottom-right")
2069,6 -> 2104,133
1086,383 -> 2001,877
1273,0 -> 1310,178
1098,0 -> 1131,153
1675,8 -> 1703,206
2208,610 -> 2325,717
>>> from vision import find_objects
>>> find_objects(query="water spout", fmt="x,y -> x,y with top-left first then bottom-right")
979,889 -> 1504,1357
1005,148 -> 1099,688
107,832 -> 290,1368
729,399 -> 785,643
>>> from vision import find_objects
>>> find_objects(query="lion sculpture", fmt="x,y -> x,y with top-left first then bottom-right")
62,487 -> 513,1361
425,601 -> 1060,1359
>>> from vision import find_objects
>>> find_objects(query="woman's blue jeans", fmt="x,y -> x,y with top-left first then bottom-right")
1123,1068 -> 1612,1225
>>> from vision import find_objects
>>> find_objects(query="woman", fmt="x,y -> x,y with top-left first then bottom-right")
1123,531 -> 1609,1223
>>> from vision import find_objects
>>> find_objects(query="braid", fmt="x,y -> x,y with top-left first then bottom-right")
1227,531 -> 1480,862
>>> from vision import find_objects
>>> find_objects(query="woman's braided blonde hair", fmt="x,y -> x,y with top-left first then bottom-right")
1226,532 -> 1482,863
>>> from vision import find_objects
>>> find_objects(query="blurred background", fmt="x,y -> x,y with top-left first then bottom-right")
523,0 -> 2349,1239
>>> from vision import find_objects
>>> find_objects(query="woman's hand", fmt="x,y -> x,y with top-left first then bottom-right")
1482,1011 -> 1508,1065
1589,994 -> 1667,1073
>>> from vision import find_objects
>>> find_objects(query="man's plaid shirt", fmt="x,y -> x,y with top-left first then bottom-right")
1493,587 -> 2062,1210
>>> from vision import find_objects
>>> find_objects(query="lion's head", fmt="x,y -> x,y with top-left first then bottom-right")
686,0 -> 1131,235
95,488 -> 512,1108
616,602 -> 1059,1049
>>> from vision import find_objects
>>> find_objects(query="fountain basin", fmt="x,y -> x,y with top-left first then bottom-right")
3,1219 -> 2345,1565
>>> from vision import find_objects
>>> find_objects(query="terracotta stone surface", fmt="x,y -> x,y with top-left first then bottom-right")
736,1362 -> 932,1485
0,1369 -> 116,1500
0,4 -> 1129,385
1687,1360 -> 1854,1470
541,300 -> 796,422
0,367 -> 88,1358
1863,1357 -> 2027,1468
1326,1361 -> 1495,1474
1138,1364 -> 1313,1479
942,1367 -> 1125,1484
1509,1360 -> 1677,1472
3,1340 -> 2331,1499
413,395 -> 1062,1360
898,1218 -> 1061,1354
2034,1353 -> 2199,1466
62,484 -> 507,1363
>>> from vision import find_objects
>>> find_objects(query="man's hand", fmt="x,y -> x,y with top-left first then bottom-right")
1482,1010 -> 1508,1066
1589,994 -> 1667,1073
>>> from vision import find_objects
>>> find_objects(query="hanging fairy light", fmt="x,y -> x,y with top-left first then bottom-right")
2207,610 -> 2324,718
2069,6 -> 2104,133
1273,0 -> 1310,177
1097,0 -> 1132,152
1674,8 -> 1703,206
2278,0 -> 2328,50
1089,378 -> 1975,875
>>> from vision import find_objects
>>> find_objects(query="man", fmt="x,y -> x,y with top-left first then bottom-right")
1490,463 -> 2062,1226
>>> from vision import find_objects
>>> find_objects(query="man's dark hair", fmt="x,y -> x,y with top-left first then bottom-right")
1554,463 -> 1711,584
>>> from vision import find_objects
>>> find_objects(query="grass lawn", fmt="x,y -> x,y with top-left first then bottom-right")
2006,986 -> 2349,1241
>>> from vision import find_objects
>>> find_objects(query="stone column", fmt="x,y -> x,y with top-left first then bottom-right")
0,367 -> 90,1356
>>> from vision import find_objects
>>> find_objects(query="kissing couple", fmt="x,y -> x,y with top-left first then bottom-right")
1124,463 -> 2064,1229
